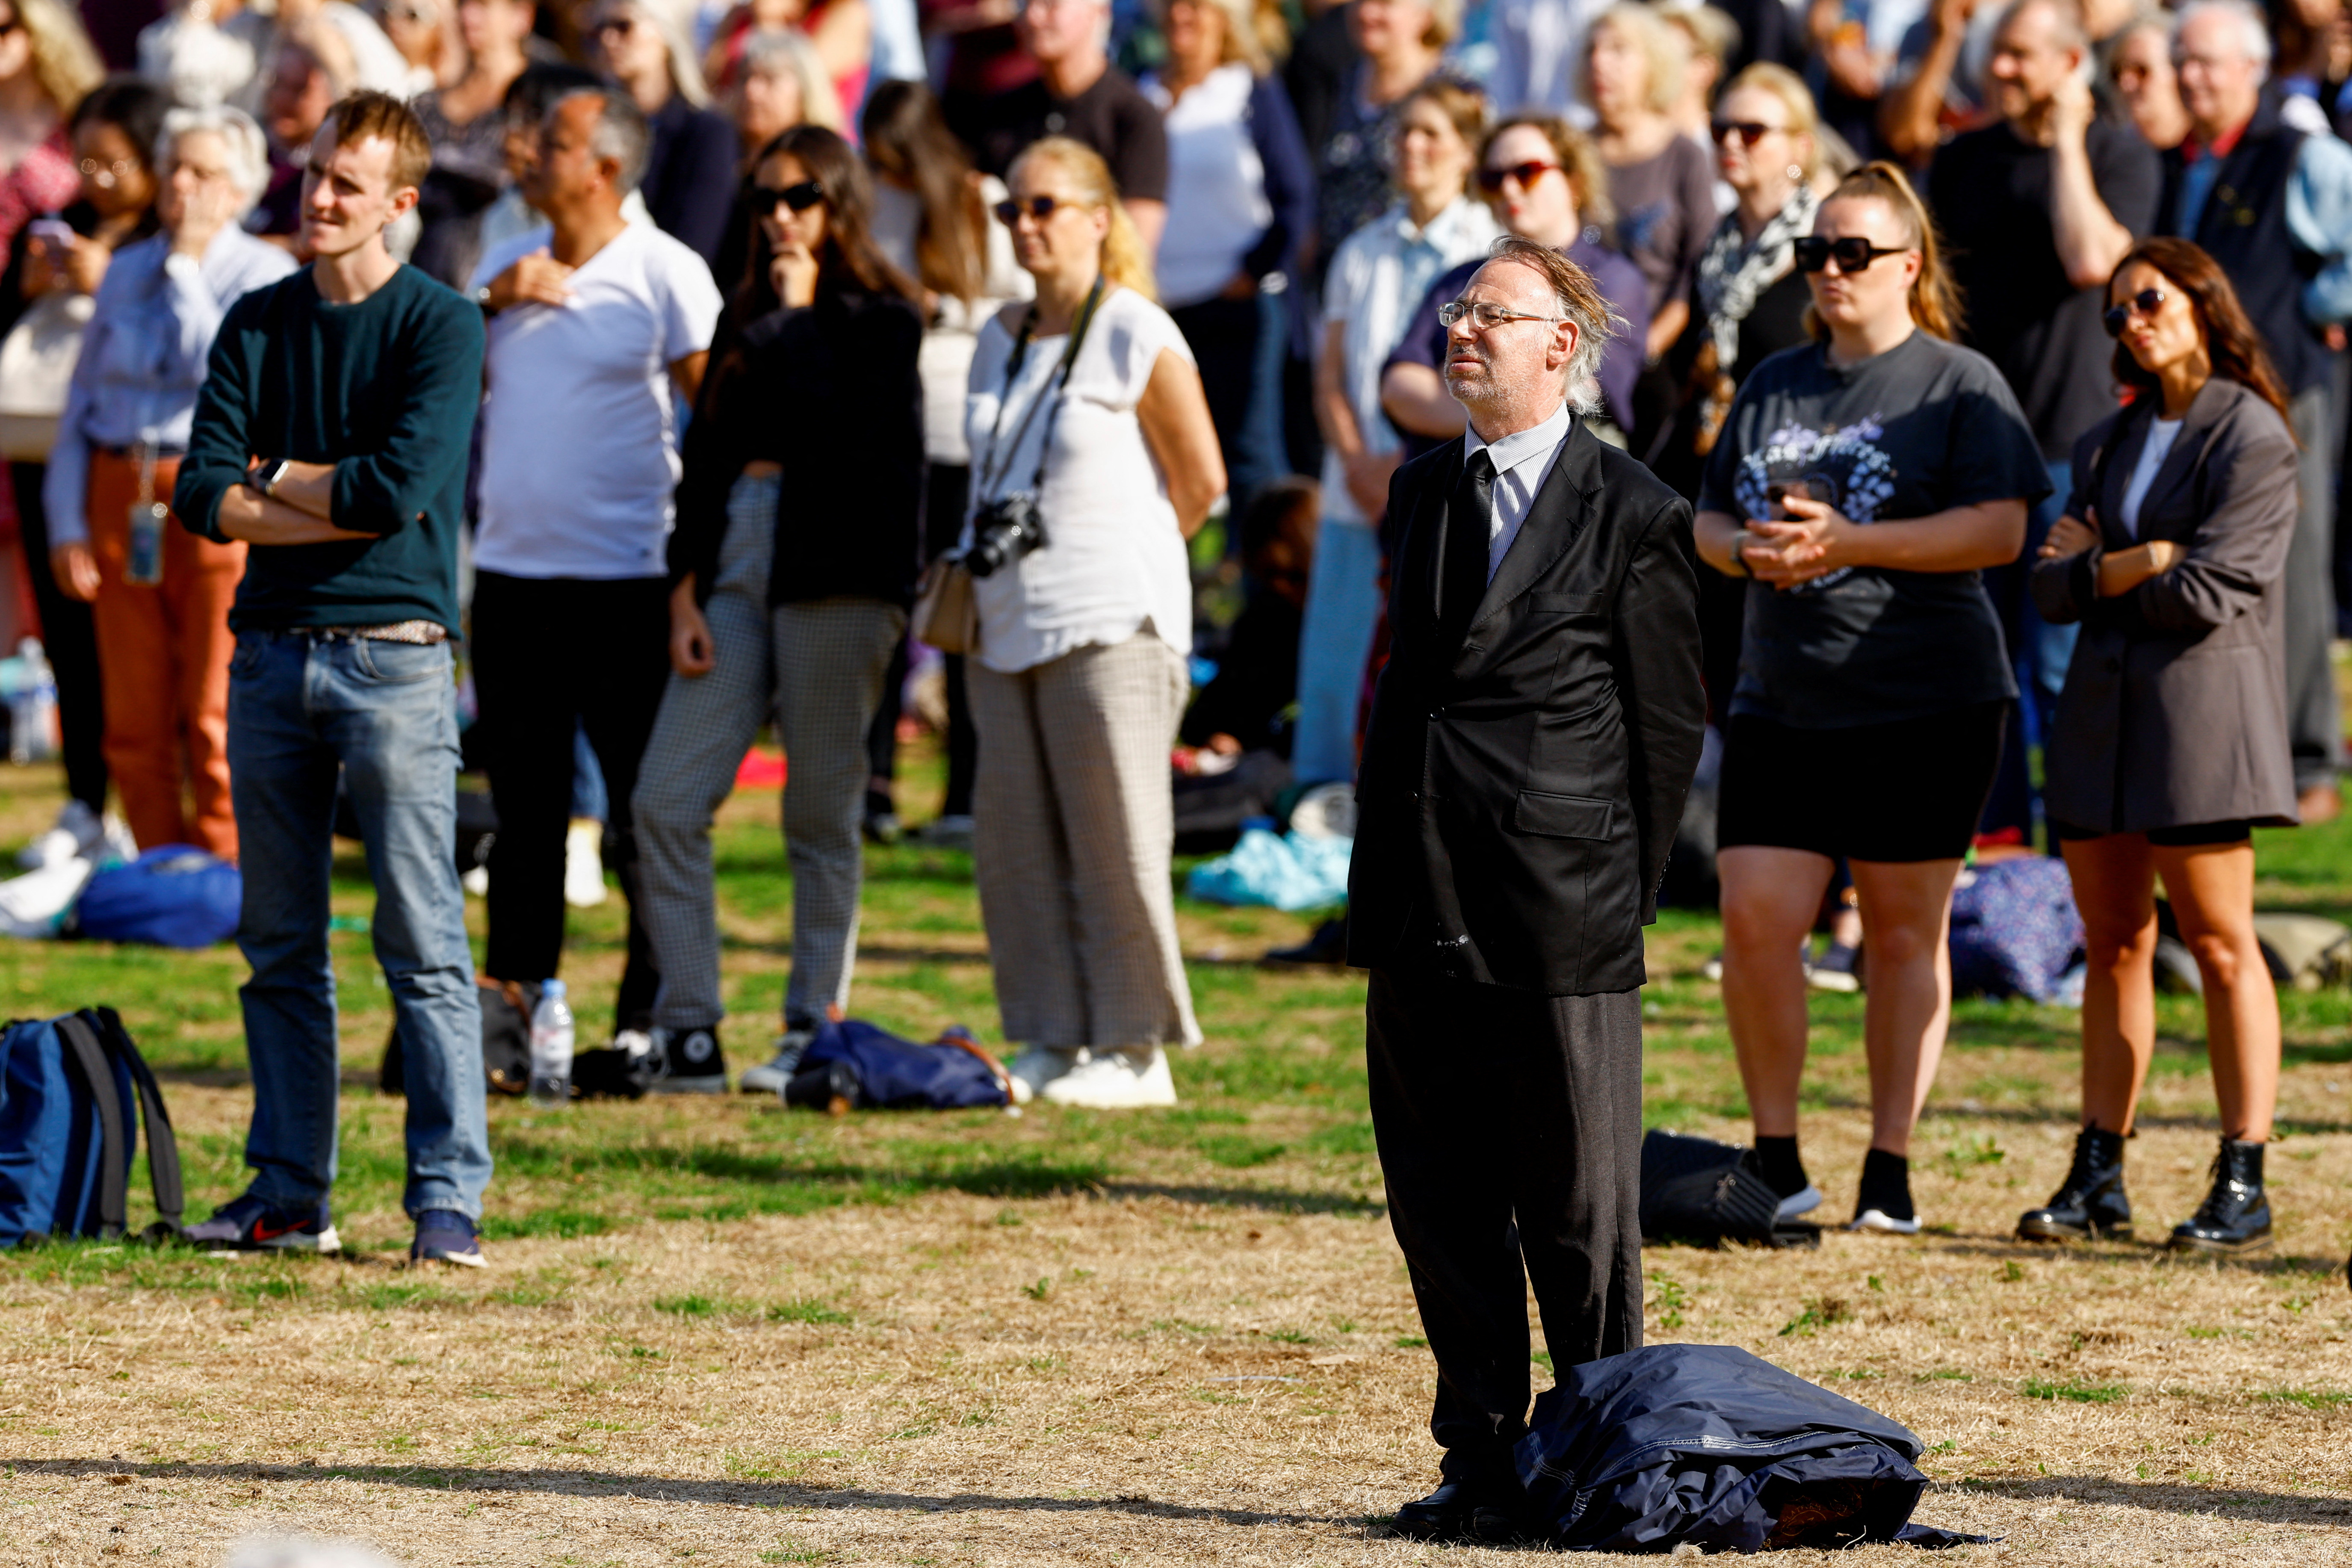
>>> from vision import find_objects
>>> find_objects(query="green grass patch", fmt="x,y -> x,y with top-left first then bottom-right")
2021,1377 -> 2128,1404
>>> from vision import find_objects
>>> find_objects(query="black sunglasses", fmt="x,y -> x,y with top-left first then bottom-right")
993,194 -> 1061,224
1793,235 -> 1910,274
2103,286 -> 2169,336
1475,159 -> 1560,194
1710,118 -> 1776,146
748,179 -> 825,216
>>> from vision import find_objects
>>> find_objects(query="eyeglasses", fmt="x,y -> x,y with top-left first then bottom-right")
1475,159 -> 1560,194
79,157 -> 139,189
1438,299 -> 1565,332
1793,235 -> 1910,274
993,194 -> 1065,224
1710,118 -> 1779,146
748,179 -> 824,215
2102,286 -> 2169,336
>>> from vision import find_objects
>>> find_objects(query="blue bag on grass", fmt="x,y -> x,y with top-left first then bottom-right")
0,1008 -> 184,1246
1947,857 -> 2083,1003
790,1020 -> 1010,1111
75,846 -> 241,948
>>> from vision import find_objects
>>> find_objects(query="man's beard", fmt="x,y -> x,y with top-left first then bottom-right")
1446,346 -> 1548,409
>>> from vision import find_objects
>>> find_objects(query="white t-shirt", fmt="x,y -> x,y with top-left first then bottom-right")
962,285 -> 1196,674
2118,416 -> 2184,540
469,222 -> 723,580
1142,62 -> 1272,309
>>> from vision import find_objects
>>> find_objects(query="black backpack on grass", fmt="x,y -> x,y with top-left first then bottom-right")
1639,1129 -> 1816,1249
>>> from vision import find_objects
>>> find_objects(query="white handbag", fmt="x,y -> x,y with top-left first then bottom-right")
0,290 -> 94,463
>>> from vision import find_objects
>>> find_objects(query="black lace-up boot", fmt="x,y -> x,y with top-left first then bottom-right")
2017,1126 -> 2131,1241
2169,1138 -> 2272,1254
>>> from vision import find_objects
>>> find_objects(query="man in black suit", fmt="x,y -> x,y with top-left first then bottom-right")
1347,236 -> 1706,1543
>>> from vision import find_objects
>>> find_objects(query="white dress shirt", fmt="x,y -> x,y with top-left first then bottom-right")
1464,401 -> 1574,582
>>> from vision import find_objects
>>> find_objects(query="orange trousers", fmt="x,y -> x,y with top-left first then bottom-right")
86,450 -> 244,859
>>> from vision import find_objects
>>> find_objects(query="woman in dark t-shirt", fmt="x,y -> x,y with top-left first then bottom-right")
1693,161 -> 2048,1240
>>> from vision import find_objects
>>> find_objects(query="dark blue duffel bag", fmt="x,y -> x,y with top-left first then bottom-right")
74,846 -> 241,948
0,1008 -> 183,1247
1516,1344 -> 1985,1551
787,1020 -> 1010,1111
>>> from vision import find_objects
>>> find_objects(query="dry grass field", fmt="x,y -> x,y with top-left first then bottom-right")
0,749 -> 2347,1566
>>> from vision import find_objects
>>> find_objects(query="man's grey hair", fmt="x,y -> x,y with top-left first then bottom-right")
156,105 -> 271,215
553,84 -> 651,197
1997,0 -> 2086,54
2175,0 -> 2272,71
1483,235 -> 1621,417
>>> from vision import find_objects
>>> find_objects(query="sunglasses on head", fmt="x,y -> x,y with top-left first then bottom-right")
1475,159 -> 1560,194
993,194 -> 1065,224
1793,235 -> 1910,274
748,179 -> 825,215
2103,286 -> 2169,336
1710,118 -> 1777,146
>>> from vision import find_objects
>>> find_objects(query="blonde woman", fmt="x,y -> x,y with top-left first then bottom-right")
588,0 -> 735,265
730,27 -> 844,156
1694,163 -> 2046,1236
1586,2 -> 1713,365
0,0 -> 99,279
963,138 -> 1225,1109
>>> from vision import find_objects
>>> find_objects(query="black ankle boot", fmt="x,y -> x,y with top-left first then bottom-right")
2018,1126 -> 2131,1241
2169,1138 -> 2272,1254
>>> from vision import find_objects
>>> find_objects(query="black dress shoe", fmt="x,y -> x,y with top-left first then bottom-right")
2018,1125 -> 2131,1241
1261,914 -> 1348,967
2170,1138 -> 2272,1254
1389,1476 -> 1527,1542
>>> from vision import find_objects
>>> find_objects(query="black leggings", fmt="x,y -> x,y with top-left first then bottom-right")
10,461 -> 106,811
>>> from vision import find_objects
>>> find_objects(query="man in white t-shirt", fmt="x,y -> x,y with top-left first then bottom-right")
468,85 -> 722,1074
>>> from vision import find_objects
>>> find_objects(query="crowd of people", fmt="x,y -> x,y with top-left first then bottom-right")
0,0 -> 2339,1394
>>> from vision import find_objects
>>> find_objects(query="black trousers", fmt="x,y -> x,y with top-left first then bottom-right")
1169,296 -> 1260,499
1366,966 -> 1646,1479
10,461 -> 107,811
471,570 -> 670,1027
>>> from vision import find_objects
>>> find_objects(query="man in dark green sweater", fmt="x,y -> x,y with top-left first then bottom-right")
174,92 -> 492,1269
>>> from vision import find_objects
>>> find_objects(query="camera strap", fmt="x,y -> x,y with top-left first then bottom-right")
976,274 -> 1107,505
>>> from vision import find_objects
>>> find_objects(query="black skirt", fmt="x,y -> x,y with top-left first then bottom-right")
1717,700 -> 2009,863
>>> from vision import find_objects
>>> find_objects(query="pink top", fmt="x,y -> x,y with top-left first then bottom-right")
0,133 -> 79,272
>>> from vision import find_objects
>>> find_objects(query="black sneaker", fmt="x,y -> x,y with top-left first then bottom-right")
1262,915 -> 1348,966
182,1193 -> 340,1254
411,1209 -> 486,1268
647,1025 -> 728,1094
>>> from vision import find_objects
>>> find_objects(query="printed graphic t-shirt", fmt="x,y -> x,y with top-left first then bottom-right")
1697,330 -> 2050,729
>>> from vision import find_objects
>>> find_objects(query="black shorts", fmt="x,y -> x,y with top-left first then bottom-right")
2049,819 -> 2253,847
1717,701 -> 2009,864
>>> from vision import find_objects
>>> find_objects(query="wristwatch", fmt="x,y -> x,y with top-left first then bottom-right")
251,458 -> 291,499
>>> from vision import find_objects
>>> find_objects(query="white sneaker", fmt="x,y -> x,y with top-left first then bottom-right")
1776,1184 -> 1823,1222
1849,1208 -> 1923,1235
564,818 -> 608,907
1006,1045 -> 1080,1103
18,799 -> 100,870
1040,1046 -> 1178,1109
462,864 -> 490,897
739,1029 -> 814,1095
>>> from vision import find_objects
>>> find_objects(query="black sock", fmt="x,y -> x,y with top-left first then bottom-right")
1856,1147 -> 1914,1222
1753,1135 -> 1809,1199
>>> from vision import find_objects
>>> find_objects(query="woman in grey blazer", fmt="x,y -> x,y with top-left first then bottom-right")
2026,237 -> 2299,1257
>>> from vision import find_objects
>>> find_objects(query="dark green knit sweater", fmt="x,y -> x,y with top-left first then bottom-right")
175,264 -> 483,633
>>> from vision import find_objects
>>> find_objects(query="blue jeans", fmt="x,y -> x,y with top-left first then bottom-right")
1293,514 -> 1386,785
226,630 -> 490,1220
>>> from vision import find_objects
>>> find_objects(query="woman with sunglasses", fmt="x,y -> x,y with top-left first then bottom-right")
965,136 -> 1225,1109
2023,239 -> 2299,1254
588,0 -> 736,268
639,125 -> 923,1093
1693,161 -> 2048,1237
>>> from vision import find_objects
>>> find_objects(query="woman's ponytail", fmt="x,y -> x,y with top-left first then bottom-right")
1821,159 -> 1962,342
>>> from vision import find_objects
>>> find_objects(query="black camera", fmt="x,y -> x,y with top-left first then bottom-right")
966,493 -> 1047,578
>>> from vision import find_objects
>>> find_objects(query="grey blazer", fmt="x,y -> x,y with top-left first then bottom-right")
2029,377 -> 2299,835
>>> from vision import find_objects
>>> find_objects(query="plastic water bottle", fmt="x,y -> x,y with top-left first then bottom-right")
5,639 -> 56,766
528,979 -> 574,1107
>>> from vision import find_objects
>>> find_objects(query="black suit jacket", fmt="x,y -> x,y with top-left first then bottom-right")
1346,419 -> 1706,996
